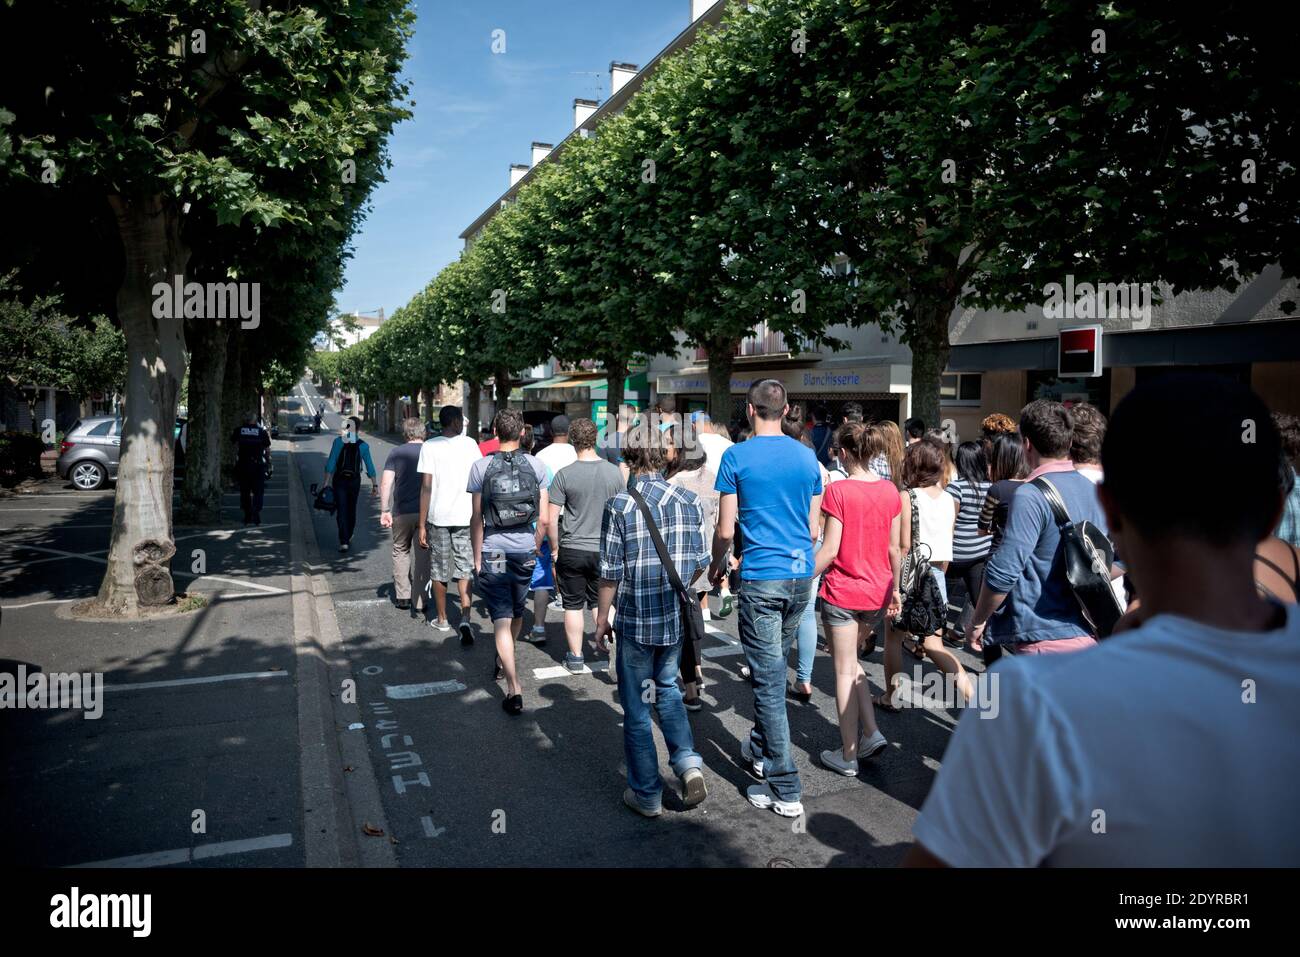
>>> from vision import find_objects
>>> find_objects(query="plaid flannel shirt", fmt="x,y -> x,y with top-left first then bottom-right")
599,474 -> 710,646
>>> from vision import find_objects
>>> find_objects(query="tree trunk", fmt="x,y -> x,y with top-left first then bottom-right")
386,394 -> 398,433
465,379 -> 481,439
495,366 -> 511,406
97,193 -> 189,616
178,317 -> 226,524
219,327 -> 243,483
906,303 -> 952,431
707,337 -> 739,426
603,357 -> 627,433
239,343 -> 259,430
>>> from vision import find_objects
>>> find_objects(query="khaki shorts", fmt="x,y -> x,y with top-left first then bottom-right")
428,524 -> 472,582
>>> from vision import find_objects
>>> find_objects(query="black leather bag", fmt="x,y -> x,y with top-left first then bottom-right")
1031,477 -> 1124,639
626,484 -> 707,647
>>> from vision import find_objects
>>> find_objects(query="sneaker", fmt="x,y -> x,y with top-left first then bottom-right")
717,592 -> 734,619
395,598 -> 411,611
549,595 -> 564,611
746,782 -> 803,818
428,619 -> 453,633
502,693 -> 523,716
563,652 -> 585,674
622,788 -> 662,818
681,768 -> 708,807
740,739 -> 764,778
701,606 -> 712,622
521,626 -> 547,645
339,543 -> 349,553
458,622 -> 475,646
819,748 -> 859,776
859,729 -> 889,759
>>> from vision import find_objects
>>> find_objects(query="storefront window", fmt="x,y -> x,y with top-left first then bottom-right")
941,373 -> 983,405
1026,369 -> 1112,416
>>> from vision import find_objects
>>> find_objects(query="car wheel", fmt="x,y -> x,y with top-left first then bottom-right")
71,461 -> 107,491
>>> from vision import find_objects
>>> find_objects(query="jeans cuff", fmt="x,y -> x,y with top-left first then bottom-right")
672,755 -> 704,777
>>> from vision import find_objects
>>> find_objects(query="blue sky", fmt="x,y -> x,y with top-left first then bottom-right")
334,0 -> 689,318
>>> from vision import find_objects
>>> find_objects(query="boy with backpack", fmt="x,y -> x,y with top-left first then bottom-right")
967,399 -> 1121,654
467,408 -> 551,715
322,416 -> 378,553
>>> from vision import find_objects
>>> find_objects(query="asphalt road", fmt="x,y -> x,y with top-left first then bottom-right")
296,380 -> 976,867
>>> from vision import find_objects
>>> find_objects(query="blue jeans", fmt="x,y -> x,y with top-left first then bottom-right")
616,636 -> 703,809
790,574 -> 820,685
739,577 -> 810,802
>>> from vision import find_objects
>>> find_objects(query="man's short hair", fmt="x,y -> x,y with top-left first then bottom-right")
439,404 -> 463,430
747,378 -> 787,421
550,414 -> 571,436
1069,402 -> 1106,466
841,401 -> 864,424
493,407 -> 525,442
402,417 -> 425,441
243,411 -> 256,425
348,415 -> 362,431
569,417 -> 597,452
1018,399 -> 1073,458
622,418 -> 669,473
1103,374 -> 1281,545
903,416 -> 926,440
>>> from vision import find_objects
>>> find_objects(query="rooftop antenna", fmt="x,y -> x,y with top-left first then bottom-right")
569,70 -> 605,101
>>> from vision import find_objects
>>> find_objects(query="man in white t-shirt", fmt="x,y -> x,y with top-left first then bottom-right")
536,414 -> 577,476
417,405 -> 482,643
693,412 -> 733,477
906,375 -> 1300,867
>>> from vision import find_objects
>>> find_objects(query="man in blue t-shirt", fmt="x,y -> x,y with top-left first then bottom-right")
709,379 -> 822,818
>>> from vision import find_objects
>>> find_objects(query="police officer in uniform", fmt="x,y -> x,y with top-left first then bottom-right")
234,411 -> 271,525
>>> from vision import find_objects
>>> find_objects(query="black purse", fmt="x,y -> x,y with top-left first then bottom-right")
626,484 -> 707,647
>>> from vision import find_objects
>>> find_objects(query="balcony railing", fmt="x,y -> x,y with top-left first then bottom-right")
694,323 -> 790,361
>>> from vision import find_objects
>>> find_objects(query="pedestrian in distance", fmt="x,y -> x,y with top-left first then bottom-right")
233,411 -> 271,526
418,405 -> 482,642
322,416 -> 377,554
468,408 -> 550,715
379,417 -> 428,613
547,417 -> 624,674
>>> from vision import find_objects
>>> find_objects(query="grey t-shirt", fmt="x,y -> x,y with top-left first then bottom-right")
467,451 -> 550,554
549,457 -> 625,552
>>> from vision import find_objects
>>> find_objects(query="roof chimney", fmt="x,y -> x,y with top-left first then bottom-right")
610,61 -> 638,95
573,97 -> 598,130
691,0 -> 714,21
530,141 -> 553,166
509,163 -> 528,186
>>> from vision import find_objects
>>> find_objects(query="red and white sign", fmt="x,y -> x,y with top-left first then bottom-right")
1058,325 -> 1103,378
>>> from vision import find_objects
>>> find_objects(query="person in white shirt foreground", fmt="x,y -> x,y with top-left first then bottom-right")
905,374 -> 1300,867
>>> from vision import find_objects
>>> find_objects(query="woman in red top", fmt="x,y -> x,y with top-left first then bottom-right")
813,422 -> 904,775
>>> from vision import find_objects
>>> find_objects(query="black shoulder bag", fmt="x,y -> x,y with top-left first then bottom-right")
1031,477 -> 1124,639
626,484 -> 707,649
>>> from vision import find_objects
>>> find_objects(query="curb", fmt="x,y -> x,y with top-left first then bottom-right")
288,441 -> 396,867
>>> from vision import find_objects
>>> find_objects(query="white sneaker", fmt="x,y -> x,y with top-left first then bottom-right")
623,788 -> 661,818
681,768 -> 708,807
428,619 -> 453,633
819,748 -> 859,776
858,729 -> 889,759
701,607 -> 712,622
746,782 -> 803,818
740,739 -> 764,778
549,596 -> 564,611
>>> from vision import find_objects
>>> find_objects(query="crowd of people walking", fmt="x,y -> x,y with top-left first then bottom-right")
319,371 -> 1300,864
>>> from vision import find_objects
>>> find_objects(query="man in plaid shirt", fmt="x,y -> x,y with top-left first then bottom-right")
596,420 -> 710,817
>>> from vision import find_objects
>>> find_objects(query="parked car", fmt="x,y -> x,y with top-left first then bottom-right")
57,416 -> 188,490
275,398 -> 314,435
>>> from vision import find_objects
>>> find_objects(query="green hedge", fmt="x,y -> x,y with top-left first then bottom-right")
0,431 -> 46,486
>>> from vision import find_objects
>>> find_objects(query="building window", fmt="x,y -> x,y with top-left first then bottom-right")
941,373 -> 982,406
1027,369 -> 1112,416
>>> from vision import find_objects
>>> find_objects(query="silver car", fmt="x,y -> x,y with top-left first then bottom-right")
56,416 -> 188,490
57,416 -> 120,490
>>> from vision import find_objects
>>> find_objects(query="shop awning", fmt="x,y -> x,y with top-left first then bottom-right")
588,371 -> 648,400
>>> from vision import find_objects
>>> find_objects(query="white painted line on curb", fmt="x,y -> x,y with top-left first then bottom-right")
102,671 -> 290,693
384,680 -> 467,699
67,832 -> 293,868
1,598 -> 80,609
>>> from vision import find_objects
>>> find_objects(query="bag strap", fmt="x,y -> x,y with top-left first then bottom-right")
627,482 -> 691,604
1031,476 -> 1073,529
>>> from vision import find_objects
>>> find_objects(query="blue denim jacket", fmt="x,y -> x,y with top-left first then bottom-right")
983,467 -> 1110,644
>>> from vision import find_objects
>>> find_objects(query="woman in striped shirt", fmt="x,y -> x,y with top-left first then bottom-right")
944,441 -> 992,650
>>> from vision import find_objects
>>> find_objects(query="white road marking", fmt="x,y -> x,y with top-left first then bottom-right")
1,597 -> 79,609
336,598 -> 391,607
384,680 -> 467,699
533,662 -> 610,679
187,574 -> 288,595
102,671 -> 290,693
420,816 -> 446,838
67,832 -> 293,868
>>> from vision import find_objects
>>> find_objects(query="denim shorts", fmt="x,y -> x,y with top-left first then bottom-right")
819,598 -> 888,630
478,551 -> 536,622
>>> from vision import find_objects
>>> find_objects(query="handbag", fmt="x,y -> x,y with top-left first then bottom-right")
626,483 -> 707,648
894,488 -> 943,634
311,482 -> 337,515
1031,477 -> 1125,639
